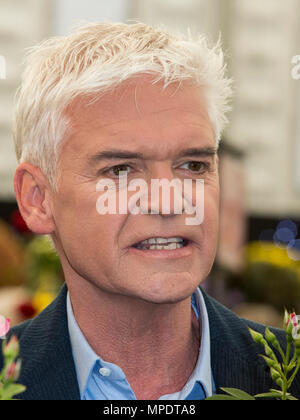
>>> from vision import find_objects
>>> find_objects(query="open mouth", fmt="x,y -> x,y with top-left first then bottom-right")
132,238 -> 190,251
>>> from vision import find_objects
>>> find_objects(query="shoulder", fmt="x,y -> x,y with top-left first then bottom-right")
0,284 -> 69,372
0,284 -> 81,400
202,288 -> 288,358
201,288 -> 300,397
0,318 -> 33,369
201,287 -> 283,343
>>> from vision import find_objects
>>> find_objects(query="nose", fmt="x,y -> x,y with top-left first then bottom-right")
139,164 -> 186,217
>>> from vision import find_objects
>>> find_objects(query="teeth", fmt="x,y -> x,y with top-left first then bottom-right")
134,236 -> 187,250
169,237 -> 184,243
135,242 -> 185,250
140,237 -> 184,245
156,238 -> 168,244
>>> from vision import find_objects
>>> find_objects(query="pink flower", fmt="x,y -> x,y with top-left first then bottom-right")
4,360 -> 21,382
290,312 -> 299,329
0,315 -> 10,338
3,336 -> 19,359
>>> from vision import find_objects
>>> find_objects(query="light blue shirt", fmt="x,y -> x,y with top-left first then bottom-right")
66,287 -> 215,400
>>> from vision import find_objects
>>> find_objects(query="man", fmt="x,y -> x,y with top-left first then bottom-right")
2,22 -> 300,400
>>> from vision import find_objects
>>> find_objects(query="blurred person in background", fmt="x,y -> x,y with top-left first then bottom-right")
1,21 -> 299,400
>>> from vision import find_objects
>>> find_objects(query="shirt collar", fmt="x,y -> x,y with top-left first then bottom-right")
67,294 -> 99,393
67,287 -> 212,398
190,287 -> 213,397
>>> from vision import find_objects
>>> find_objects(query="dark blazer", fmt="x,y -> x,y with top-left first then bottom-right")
1,283 -> 300,400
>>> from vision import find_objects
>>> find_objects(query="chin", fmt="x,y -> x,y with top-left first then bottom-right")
136,274 -> 200,305
139,290 -> 194,305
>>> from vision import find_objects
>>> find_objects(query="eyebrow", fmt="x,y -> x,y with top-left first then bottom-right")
88,147 -> 217,166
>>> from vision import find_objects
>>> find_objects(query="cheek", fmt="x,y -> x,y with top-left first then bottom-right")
52,185 -> 121,248
204,179 -> 219,215
202,185 -> 220,244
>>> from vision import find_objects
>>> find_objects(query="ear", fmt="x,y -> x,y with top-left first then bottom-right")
13,162 -> 55,234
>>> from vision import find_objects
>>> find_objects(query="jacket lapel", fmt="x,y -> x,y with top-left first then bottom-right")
202,289 -> 273,396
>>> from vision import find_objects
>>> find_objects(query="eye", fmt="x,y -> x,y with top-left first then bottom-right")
179,161 -> 210,173
106,164 -> 132,177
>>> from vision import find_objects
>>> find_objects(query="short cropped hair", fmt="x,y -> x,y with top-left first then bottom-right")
13,21 -> 233,191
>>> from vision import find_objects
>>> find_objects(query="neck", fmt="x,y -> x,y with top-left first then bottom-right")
67,278 -> 200,399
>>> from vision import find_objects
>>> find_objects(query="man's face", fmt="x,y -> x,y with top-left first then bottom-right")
50,77 -> 219,304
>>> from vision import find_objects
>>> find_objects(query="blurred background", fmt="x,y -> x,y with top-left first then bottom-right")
0,0 -> 300,327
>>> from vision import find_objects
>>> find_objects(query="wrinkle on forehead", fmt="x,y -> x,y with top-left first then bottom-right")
61,76 -> 215,163
65,76 -> 202,125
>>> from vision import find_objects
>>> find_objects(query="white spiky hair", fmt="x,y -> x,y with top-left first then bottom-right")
13,21 -> 233,191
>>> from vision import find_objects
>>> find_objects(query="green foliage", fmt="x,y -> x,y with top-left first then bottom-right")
206,388 -> 255,400
0,335 -> 26,400
207,311 -> 300,400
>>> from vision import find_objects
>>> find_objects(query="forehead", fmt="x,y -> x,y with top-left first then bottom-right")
62,76 -> 215,160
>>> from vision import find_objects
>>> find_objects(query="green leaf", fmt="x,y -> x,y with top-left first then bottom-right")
286,395 -> 298,400
248,328 -> 265,345
265,327 -> 285,360
287,359 -> 297,372
260,355 -> 282,374
0,383 -> 26,400
254,392 -> 283,399
269,388 -> 284,394
206,395 -> 240,400
264,343 -> 279,363
265,327 -> 277,345
219,387 -> 256,400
